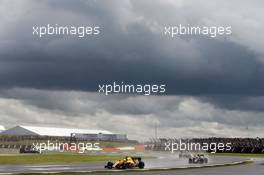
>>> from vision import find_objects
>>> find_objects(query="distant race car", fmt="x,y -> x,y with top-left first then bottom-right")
19,147 -> 40,154
105,156 -> 145,169
188,154 -> 208,164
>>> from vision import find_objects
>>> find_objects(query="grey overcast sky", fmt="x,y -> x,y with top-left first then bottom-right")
0,0 -> 264,140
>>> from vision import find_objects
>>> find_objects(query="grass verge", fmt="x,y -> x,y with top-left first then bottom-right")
0,154 -> 123,165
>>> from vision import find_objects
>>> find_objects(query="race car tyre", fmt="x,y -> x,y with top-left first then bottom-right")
204,158 -> 208,163
105,162 -> 113,169
138,161 -> 145,169
189,158 -> 193,164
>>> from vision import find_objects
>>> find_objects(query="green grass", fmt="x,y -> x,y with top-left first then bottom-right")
209,152 -> 264,157
0,154 -> 124,165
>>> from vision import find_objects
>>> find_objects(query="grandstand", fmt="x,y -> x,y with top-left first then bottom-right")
146,137 -> 264,153
1,125 -> 127,141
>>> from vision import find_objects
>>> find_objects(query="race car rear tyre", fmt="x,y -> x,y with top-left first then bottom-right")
189,158 -> 193,164
138,161 -> 145,169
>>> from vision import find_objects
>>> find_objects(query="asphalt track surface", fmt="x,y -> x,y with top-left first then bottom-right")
0,154 -> 258,174
92,159 -> 264,175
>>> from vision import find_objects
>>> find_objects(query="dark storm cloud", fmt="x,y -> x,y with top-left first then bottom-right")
0,0 -> 264,96
0,88 -> 183,116
1,0 -> 264,138
198,95 -> 264,112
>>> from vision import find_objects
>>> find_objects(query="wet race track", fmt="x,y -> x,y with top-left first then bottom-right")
0,153 -> 260,174
93,159 -> 264,175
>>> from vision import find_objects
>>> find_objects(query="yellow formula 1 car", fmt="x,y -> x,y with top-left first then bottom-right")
105,156 -> 145,169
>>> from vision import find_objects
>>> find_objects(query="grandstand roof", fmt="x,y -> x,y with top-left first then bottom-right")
1,125 -> 113,137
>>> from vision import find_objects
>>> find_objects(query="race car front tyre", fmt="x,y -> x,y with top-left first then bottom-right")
105,162 -> 113,169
